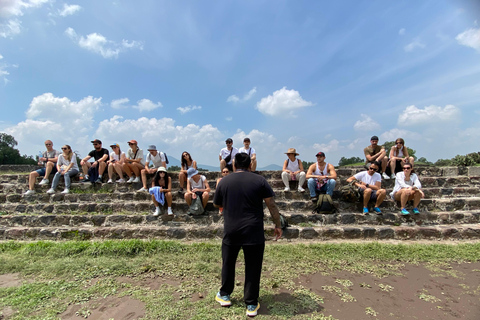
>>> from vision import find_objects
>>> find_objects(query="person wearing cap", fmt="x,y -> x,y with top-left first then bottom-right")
281,148 -> 306,192
123,140 -> 145,183
106,143 -> 126,183
138,145 -> 167,192
80,139 -> 109,183
184,167 -> 211,209
306,152 -> 337,200
149,167 -> 173,216
219,138 -> 238,172
238,138 -> 257,172
24,140 -> 59,195
364,136 -> 389,180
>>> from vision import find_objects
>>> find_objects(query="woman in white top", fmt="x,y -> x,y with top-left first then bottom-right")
390,163 -> 424,215
47,145 -> 79,194
184,168 -> 210,209
281,148 -> 306,192
123,139 -> 145,183
389,138 -> 414,178
179,151 -> 197,193
107,143 -> 126,183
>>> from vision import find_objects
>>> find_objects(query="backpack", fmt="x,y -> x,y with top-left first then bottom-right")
187,192 -> 205,216
313,194 -> 337,214
164,152 -> 169,164
340,180 -> 360,203
279,213 -> 289,230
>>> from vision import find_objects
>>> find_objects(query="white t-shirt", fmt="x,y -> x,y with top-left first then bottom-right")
238,147 -> 256,157
219,147 -> 238,165
285,158 -> 301,172
146,152 -> 166,168
110,151 -> 125,162
354,171 -> 382,185
57,153 -> 79,171
188,175 -> 206,190
126,148 -> 145,166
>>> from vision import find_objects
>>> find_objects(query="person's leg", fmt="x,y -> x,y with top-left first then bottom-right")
251,159 -> 257,171
44,161 -> 55,179
409,157 -> 415,168
51,172 -> 61,189
82,162 -> 91,177
28,170 -> 41,190
413,190 -> 421,208
281,172 -> 291,188
108,163 -> 114,180
202,191 -> 209,208
220,159 -> 226,171
219,243 -> 241,296
390,159 -> 396,173
184,193 -> 192,206
123,163 -> 133,178
375,189 -> 386,207
363,189 -> 372,207
243,243 -> 265,306
399,189 -> 409,208
98,162 -> 107,176
381,157 -> 388,173
132,163 -> 143,176
114,163 -> 124,179
325,179 -> 336,196
179,171 -> 186,189
64,169 -> 78,189
165,191 -> 172,207
140,169 -> 148,189
307,178 -> 317,198
297,172 -> 306,189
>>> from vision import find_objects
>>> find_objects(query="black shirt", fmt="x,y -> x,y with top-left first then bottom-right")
214,171 -> 275,245
88,148 -> 109,161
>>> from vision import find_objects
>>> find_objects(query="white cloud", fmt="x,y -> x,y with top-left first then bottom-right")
132,99 -> 162,112
353,114 -> 381,132
255,87 -> 313,117
312,139 -> 340,154
0,19 -> 22,38
456,28 -> 480,52
380,128 -> 421,142
65,27 -> 143,59
59,4 -> 81,17
227,87 -> 257,103
0,0 -> 49,18
177,105 -> 202,114
111,98 -> 129,109
0,54 -> 10,84
404,38 -> 426,52
225,117 -> 232,121
399,28 -> 405,36
397,104 -> 460,126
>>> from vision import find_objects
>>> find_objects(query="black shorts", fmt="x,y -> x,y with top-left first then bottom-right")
358,187 -> 377,200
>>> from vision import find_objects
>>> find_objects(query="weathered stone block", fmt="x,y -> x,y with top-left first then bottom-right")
320,227 -> 341,239
378,228 -> 394,239
363,227 -> 376,238
340,213 -> 356,224
7,194 -> 22,203
462,228 -> 480,239
442,228 -> 461,239
5,228 -> 26,239
418,227 -> 441,239
167,228 -> 187,239
343,227 -> 361,239
15,204 -> 27,213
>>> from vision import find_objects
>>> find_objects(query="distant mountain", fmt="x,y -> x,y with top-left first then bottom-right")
259,164 -> 282,171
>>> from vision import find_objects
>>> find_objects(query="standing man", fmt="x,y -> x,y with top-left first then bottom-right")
80,139 -> 109,183
213,153 -> 282,317
24,140 -> 59,195
238,137 -> 257,171
219,138 -> 238,172
306,152 -> 337,201
138,145 -> 167,192
346,161 -> 387,214
364,135 -> 389,179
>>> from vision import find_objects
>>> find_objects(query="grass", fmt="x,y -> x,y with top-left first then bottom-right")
0,241 -> 479,319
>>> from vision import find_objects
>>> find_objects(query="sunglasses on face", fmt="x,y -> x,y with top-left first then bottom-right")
369,167 -> 377,172
61,147 -> 68,150
45,144 -> 52,146
396,142 -> 403,145
222,171 -> 229,174
404,167 -> 412,170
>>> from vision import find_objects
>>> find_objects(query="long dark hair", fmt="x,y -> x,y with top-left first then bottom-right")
181,151 -> 193,170
153,170 -> 170,187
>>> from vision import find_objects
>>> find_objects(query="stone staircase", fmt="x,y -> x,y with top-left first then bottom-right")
1,166 -> 480,241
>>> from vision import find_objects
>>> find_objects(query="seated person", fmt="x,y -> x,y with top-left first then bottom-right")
123,140 -> 145,183
149,167 -> 173,216
138,145 -> 166,192
80,139 -> 109,183
179,151 -> 197,193
364,135 -> 389,180
216,167 -> 230,215
107,143 -> 126,183
219,138 -> 238,172
390,163 -> 424,215
281,148 -> 306,192
346,161 -> 386,214
306,152 -> 337,200
46,145 -> 79,194
184,168 -> 211,209
24,140 -> 59,195
238,137 -> 257,171
388,138 -> 415,178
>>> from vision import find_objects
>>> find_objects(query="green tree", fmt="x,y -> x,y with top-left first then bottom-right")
167,165 -> 181,172
382,141 -> 417,160
0,133 -> 36,165
338,156 -> 363,166
302,161 -> 314,170
416,157 -> 433,165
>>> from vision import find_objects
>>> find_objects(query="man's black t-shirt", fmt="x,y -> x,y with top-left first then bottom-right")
88,148 -> 109,161
213,171 -> 275,245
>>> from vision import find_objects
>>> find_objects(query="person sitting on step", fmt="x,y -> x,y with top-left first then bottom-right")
106,143 -> 126,183
179,151 -> 197,194
80,139 -> 109,183
219,138 -> 238,172
138,145 -> 166,192
346,161 -> 386,214
390,162 -> 424,215
364,135 -> 389,180
46,145 -> 79,194
216,167 -> 230,215
123,140 -> 145,184
184,168 -> 211,209
24,139 -> 59,195
149,167 -> 173,216
281,148 -> 306,192
306,151 -> 337,200
238,137 -> 257,172
388,138 -> 415,179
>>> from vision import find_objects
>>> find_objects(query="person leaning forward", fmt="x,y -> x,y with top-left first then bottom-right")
80,139 -> 109,183
306,151 -> 337,201
364,135 -> 389,180
213,152 -> 282,317
24,140 -> 59,195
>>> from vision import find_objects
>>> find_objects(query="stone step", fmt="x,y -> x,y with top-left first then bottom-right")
0,210 -> 478,228
1,223 -> 480,241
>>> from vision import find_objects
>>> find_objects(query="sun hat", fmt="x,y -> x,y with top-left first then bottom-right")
147,145 -> 157,151
157,166 -> 167,173
285,148 -> 299,156
187,168 -> 198,179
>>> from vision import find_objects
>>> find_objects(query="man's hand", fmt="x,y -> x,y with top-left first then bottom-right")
274,227 -> 282,241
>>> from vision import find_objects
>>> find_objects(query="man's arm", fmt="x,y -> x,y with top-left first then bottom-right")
305,163 -> 316,179
264,197 -> 282,240
327,164 -> 337,180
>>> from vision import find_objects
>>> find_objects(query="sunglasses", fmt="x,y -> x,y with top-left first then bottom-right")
61,147 -> 68,150
403,167 -> 412,170
128,143 -> 135,145
45,143 -> 52,146
222,171 -> 229,174
396,142 -> 403,145
369,167 -> 378,172
112,146 -> 118,148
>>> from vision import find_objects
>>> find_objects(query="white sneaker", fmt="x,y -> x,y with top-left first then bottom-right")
116,178 -> 125,183
167,207 -> 173,215
133,177 -> 140,183
127,177 -> 135,183
391,174 -> 396,179
46,188 -> 55,194
153,207 -> 160,216
284,187 -> 290,192
61,189 -> 70,194
137,187 -> 148,192
107,179 -> 113,184
298,187 -> 305,192
39,179 -> 49,185
382,172 -> 390,180
24,189 -> 35,195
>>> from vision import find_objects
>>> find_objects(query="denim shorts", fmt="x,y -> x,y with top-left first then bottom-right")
35,165 -> 58,177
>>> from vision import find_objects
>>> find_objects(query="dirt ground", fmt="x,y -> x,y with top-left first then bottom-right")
1,262 -> 480,319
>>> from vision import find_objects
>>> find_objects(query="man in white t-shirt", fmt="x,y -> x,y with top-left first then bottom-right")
237,137 -> 257,171
219,138 -> 238,172
346,161 -> 386,214
138,145 -> 167,192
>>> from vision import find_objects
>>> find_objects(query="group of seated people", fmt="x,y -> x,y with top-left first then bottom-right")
24,135 -> 423,216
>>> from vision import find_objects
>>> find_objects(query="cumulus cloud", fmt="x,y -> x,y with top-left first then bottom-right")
256,87 -> 313,117
456,27 -> 480,52
227,87 -> 257,103
380,128 -> 421,142
0,19 -> 22,38
353,114 -> 381,132
65,27 -> 143,59
399,28 -> 406,36
0,54 -> 10,84
0,0 -> 49,18
312,139 -> 340,153
110,98 -> 130,109
177,105 -> 202,114
59,4 -> 81,17
397,104 -> 460,126
132,99 -> 162,112
404,38 -> 426,52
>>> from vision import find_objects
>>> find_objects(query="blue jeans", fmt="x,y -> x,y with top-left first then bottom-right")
51,169 -> 79,189
307,178 -> 336,197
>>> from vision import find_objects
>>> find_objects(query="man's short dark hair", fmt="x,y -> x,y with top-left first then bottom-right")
243,137 -> 250,142
372,161 -> 380,168
234,152 -> 251,170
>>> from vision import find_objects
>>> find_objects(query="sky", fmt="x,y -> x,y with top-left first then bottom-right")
1,0 -> 479,169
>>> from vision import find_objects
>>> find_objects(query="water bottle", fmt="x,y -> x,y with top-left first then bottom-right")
38,151 -> 44,165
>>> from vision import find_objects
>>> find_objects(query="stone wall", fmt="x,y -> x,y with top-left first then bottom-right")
0,165 -> 39,172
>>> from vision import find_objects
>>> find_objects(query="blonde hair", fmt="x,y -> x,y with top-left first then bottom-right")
63,145 -> 73,162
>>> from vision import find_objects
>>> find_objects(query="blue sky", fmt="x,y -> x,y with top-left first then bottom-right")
1,0 -> 479,169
